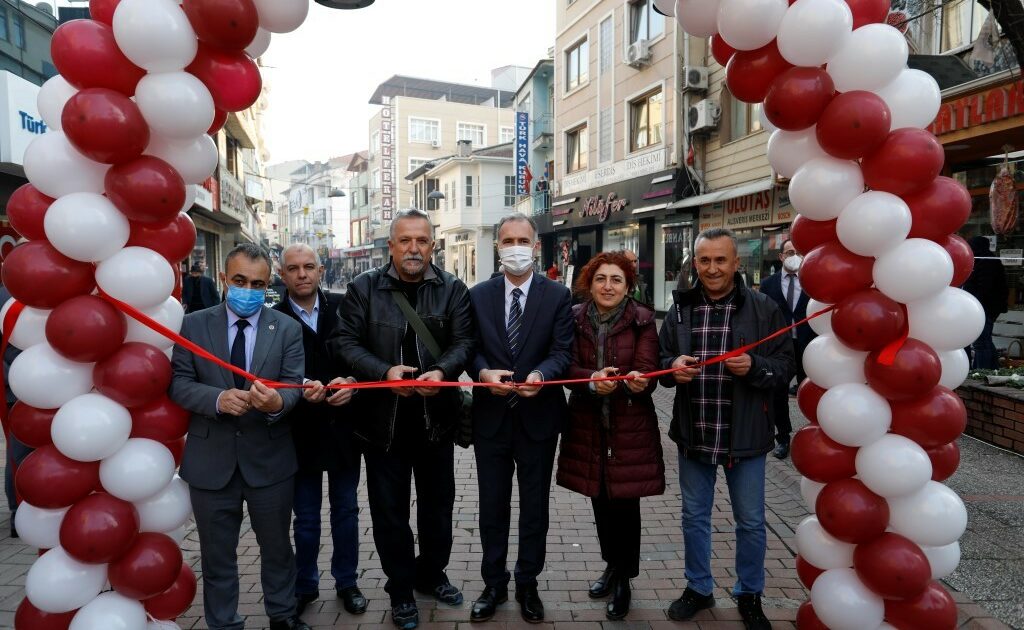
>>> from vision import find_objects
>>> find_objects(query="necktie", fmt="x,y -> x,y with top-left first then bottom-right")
507,288 -> 523,408
231,320 -> 249,389
786,274 -> 797,339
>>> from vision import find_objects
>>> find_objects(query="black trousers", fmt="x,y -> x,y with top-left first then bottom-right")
772,336 -> 805,445
363,437 -> 455,605
474,414 -> 558,588
592,486 -> 641,577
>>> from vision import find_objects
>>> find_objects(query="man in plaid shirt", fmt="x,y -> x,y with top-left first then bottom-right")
657,228 -> 793,629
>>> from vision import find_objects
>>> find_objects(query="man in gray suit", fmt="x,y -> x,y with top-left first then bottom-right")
170,243 -> 310,630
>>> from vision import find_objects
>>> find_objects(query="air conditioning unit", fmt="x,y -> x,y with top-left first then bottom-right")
430,139 -> 441,148
688,99 -> 720,134
682,66 -> 709,92
625,39 -> 652,68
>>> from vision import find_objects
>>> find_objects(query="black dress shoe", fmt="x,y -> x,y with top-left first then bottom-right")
667,587 -> 715,621
470,585 -> 508,622
295,591 -> 318,615
606,575 -> 631,620
588,565 -> 615,598
269,616 -> 312,630
337,586 -> 368,615
772,442 -> 790,459
515,584 -> 544,623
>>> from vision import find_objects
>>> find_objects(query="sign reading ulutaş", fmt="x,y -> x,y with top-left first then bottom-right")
0,71 -> 48,167
515,111 -> 529,195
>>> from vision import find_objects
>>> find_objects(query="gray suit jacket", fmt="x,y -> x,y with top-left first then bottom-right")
170,304 -> 305,490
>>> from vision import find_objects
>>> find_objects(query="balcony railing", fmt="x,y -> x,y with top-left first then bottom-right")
533,114 -> 553,141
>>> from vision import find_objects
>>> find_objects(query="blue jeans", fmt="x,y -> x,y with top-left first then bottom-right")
678,453 -> 766,597
972,318 -> 998,370
293,466 -> 361,595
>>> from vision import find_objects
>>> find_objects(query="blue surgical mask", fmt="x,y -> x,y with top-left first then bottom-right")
226,285 -> 266,318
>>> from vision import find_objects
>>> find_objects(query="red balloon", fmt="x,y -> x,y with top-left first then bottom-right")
710,34 -> 737,67
790,215 -> 838,256
106,156 -> 187,226
884,581 -> 958,629
796,554 -> 825,590
59,492 -> 140,563
187,43 -> 263,112
903,177 -> 973,242
797,378 -> 826,424
847,0 -> 891,29
183,0 -> 260,50
940,234 -> 975,287
51,20 -> 145,95
763,67 -> 835,132
1,241 -> 97,309
725,41 -> 792,104
890,387 -> 967,448
9,402 -> 58,449
815,478 -> 890,543
164,437 -> 186,467
927,441 -> 960,482
816,91 -> 892,159
94,342 -> 173,408
144,561 -> 198,620
865,339 -> 942,401
791,425 -> 858,483
799,241 -> 875,304
45,295 -> 127,363
62,88 -> 150,165
173,265 -> 184,302
209,108 -> 228,134
109,533 -> 184,600
89,0 -> 120,25
15,445 -> 100,509
855,533 -> 931,600
131,395 -> 190,442
831,289 -> 906,352
127,212 -> 197,264
6,184 -> 53,241
862,129 -> 946,196
14,597 -> 76,630
796,601 -> 829,630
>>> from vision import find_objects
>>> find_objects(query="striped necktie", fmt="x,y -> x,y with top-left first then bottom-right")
507,287 -> 523,407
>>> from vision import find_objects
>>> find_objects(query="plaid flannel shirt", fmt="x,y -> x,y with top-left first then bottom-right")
688,289 -> 737,464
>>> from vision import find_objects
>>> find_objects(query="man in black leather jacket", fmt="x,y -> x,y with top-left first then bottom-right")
330,209 -> 474,630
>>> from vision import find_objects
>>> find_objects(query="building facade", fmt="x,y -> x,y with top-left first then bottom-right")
513,59 -> 555,219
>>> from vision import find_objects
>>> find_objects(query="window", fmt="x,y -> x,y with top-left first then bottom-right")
630,0 -> 665,43
599,17 -> 613,73
566,38 -> 589,91
457,122 -> 485,147
13,13 -> 23,49
566,124 -> 588,173
500,126 -> 515,143
941,0 -> 989,52
426,178 -> 439,210
409,117 -> 440,144
722,88 -> 763,142
629,89 -> 663,152
504,176 -> 516,207
465,175 -> 474,207
371,131 -> 380,155
372,169 -> 381,191
409,158 -> 430,175
0,6 -> 8,41
599,108 -> 613,163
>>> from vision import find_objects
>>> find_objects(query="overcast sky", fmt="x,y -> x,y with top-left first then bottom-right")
259,0 -> 557,165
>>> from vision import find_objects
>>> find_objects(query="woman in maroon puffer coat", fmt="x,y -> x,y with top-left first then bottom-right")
555,251 -> 665,621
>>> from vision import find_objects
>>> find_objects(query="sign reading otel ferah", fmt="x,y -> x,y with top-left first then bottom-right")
380,96 -> 395,221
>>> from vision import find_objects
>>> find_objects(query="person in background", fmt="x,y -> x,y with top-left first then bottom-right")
555,251 -> 664,620
1,284 -> 32,539
182,261 -> 220,313
622,250 -> 652,306
964,235 -> 1009,369
547,262 -> 559,280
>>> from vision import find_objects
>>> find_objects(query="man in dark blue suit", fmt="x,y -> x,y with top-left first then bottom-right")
468,213 -> 573,624
758,239 -> 815,459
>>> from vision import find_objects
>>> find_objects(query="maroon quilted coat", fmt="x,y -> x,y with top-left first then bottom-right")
556,298 -> 665,499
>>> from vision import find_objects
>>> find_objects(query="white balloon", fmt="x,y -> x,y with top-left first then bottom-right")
125,297 -> 185,350
112,0 -> 197,72
789,157 -> 864,221
807,298 -> 833,336
100,438 -> 177,502
907,288 -> 986,352
181,183 -> 198,213
96,247 -> 176,309
51,393 -> 132,462
777,0 -> 853,66
25,547 -> 107,613
135,72 -> 216,139
14,503 -> 68,550
44,193 -> 130,263
252,0 -> 309,33
70,591 -> 148,630
800,477 -> 825,512
167,522 -> 191,544
888,481 -> 968,547
836,192 -> 912,257
23,132 -> 109,198
803,334 -> 867,388
146,133 -> 218,185
148,621 -> 182,630
810,568 -> 885,630
676,0 -> 721,37
758,106 -> 778,134
0,298 -> 50,351
874,239 -> 954,304
37,75 -> 77,132
874,69 -> 942,130
796,516 -> 855,569
767,128 -> 828,179
921,541 -> 961,579
827,23 -> 909,92
245,27 -> 272,58
938,349 -> 970,390
856,434 -> 932,498
135,475 -> 192,533
817,382 -> 891,447
717,0 -> 788,51
9,343 -> 94,409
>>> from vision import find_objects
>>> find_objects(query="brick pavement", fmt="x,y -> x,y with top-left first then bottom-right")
0,387 -> 1015,629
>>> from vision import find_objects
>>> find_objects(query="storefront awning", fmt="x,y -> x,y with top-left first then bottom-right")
667,178 -> 773,210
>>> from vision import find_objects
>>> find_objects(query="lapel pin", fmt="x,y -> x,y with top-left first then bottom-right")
269,324 -> 275,330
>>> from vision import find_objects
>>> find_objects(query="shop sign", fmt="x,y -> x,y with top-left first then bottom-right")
0,71 -> 47,166
194,184 -> 214,211
560,148 -> 667,196
929,79 -> 1024,137
719,190 -> 774,229
379,97 -> 395,221
772,188 -> 795,225
579,192 -> 628,222
698,205 -> 723,232
515,111 -> 530,195
219,170 -> 248,223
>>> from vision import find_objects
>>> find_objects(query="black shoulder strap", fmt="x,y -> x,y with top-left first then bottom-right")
391,290 -> 443,359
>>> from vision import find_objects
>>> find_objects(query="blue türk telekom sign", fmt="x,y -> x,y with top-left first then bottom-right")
515,111 -> 529,195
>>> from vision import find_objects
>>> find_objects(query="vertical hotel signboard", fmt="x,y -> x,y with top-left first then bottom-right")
380,96 -> 395,221
515,111 -> 529,195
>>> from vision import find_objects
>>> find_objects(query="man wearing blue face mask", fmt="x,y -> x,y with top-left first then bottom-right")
169,243 -> 310,630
